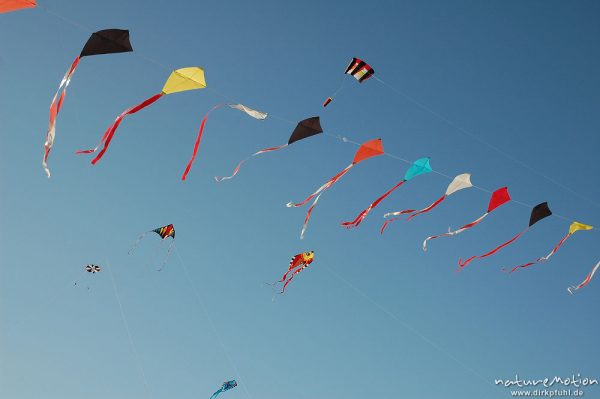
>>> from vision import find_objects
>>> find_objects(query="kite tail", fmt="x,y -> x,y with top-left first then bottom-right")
76,93 -> 164,164
406,195 -> 447,221
181,104 -> 224,181
128,233 -> 147,255
458,228 -> 529,271
281,275 -> 296,294
568,260 -> 600,294
341,179 -> 406,228
506,232 -> 572,274
300,192 -> 324,239
157,240 -> 175,272
380,209 -> 417,234
43,55 -> 81,178
215,144 -> 288,182
422,212 -> 489,251
209,389 -> 223,399
286,164 -> 353,208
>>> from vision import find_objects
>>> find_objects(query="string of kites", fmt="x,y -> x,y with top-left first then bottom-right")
0,5 -> 595,296
33,27 -> 600,295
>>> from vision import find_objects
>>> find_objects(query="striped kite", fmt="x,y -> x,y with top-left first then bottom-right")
506,221 -> 593,273
323,57 -> 375,107
77,67 -> 206,165
43,29 -> 133,177
342,157 -> 432,228
287,138 -> 384,239
458,202 -> 552,270
422,186 -> 511,251
381,173 -> 473,233
215,116 -> 322,182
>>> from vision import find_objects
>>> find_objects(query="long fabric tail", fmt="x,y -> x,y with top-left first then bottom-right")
43,56 -> 81,178
281,265 -> 307,294
287,164 -> 353,239
506,232 -> 572,274
380,209 -> 417,234
128,233 -> 147,255
215,144 -> 288,182
181,104 -> 224,181
568,260 -> 600,294
157,240 -> 175,272
209,388 -> 223,399
77,93 -> 164,164
422,212 -> 489,251
287,164 -> 353,208
406,195 -> 446,221
341,180 -> 406,228
458,228 -> 529,270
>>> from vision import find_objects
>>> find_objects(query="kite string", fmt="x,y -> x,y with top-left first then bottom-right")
322,264 -> 505,397
372,76 -> 600,210
105,260 -> 152,397
174,248 -> 253,399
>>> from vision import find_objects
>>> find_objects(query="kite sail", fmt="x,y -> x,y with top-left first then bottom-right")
43,29 -> 133,177
568,260 -> 600,294
129,224 -> 176,271
458,202 -> 552,270
323,57 -> 374,107
287,138 -> 384,239
181,103 -> 268,181
210,380 -> 237,399
507,222 -> 593,273
381,173 -> 472,233
215,116 -> 322,182
421,186 -> 510,251
77,67 -> 206,165
270,251 -> 315,294
85,264 -> 102,273
341,157 -> 432,228
0,0 -> 36,13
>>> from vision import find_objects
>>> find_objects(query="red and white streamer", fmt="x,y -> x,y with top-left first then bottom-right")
76,93 -> 164,164
43,56 -> 81,178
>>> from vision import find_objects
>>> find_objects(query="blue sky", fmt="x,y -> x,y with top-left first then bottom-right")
1,1 -> 599,398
